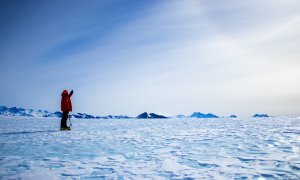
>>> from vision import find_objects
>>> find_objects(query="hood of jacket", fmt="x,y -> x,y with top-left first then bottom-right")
62,90 -> 68,96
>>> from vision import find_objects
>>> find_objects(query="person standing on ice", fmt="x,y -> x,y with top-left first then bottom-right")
60,90 -> 73,130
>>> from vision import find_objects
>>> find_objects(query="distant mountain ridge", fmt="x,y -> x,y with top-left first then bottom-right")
0,106 -> 225,119
0,105 -> 271,119
0,106 -> 131,119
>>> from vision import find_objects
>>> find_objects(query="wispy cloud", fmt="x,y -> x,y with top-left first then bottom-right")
0,0 -> 299,116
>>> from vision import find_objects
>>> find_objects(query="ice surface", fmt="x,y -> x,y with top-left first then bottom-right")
0,117 -> 300,179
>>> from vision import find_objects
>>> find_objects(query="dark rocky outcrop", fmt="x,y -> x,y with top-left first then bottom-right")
137,112 -> 168,119
252,114 -> 269,117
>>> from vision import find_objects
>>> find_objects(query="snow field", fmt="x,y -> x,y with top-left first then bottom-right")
0,117 -> 300,179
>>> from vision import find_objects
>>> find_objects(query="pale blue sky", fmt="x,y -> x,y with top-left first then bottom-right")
1,0 -> 300,116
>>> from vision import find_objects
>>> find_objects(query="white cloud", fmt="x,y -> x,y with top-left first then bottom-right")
68,0 -> 300,116
1,0 -> 300,116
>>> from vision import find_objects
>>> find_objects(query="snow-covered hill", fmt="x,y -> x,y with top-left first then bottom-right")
0,106 -> 51,117
190,112 -> 219,118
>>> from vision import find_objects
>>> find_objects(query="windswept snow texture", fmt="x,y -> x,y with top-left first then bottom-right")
0,117 -> 300,179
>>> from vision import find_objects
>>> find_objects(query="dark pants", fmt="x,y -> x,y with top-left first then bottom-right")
61,111 -> 69,128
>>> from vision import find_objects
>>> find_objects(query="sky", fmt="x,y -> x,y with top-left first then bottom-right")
0,0 -> 300,117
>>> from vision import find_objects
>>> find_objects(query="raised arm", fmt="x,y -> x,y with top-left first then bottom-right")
69,90 -> 74,97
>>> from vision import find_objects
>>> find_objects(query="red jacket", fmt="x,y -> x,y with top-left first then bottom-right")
61,90 -> 72,112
